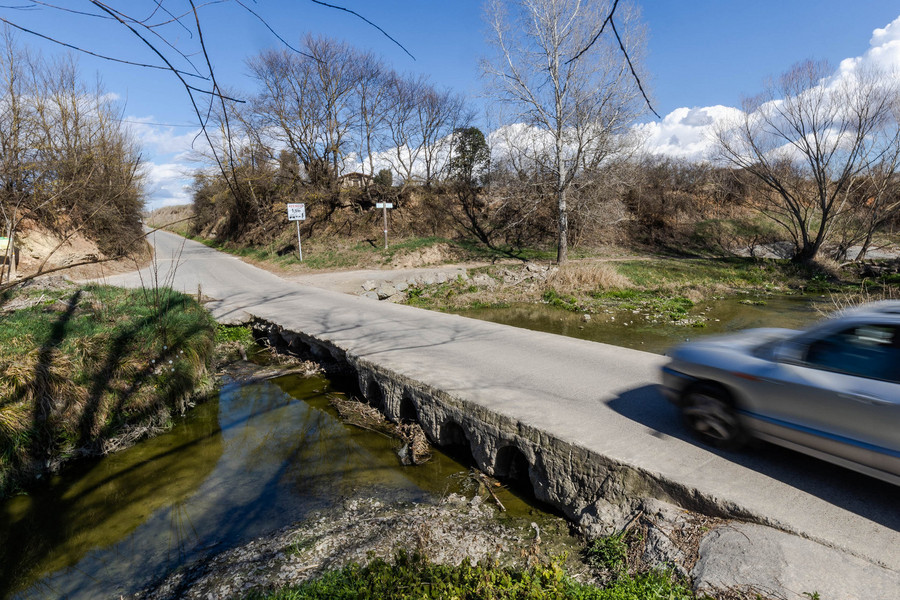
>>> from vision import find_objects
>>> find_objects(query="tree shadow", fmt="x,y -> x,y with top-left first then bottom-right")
27,290 -> 83,465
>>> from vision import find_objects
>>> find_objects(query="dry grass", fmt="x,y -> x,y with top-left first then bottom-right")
818,280 -> 900,317
546,261 -> 632,295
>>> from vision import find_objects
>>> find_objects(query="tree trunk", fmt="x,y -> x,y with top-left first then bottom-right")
557,185 -> 568,264
791,241 -> 820,263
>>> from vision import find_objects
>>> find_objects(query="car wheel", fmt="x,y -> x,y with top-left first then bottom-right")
681,383 -> 745,450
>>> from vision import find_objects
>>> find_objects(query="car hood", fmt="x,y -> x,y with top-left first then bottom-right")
667,327 -> 797,356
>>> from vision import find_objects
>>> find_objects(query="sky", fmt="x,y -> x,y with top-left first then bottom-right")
2,1 -> 900,209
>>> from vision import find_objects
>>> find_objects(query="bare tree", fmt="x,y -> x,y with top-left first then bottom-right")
383,73 -> 426,188
355,51 -> 392,180
716,60 -> 900,263
416,86 -> 469,186
483,0 -> 648,263
249,36 -> 362,190
0,33 -> 143,286
0,31 -> 33,283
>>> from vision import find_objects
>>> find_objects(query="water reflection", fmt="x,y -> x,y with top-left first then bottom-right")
1,373 -> 533,600
455,295 -> 828,354
1,399 -> 223,599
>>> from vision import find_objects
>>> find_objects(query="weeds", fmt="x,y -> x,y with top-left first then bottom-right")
585,532 -> 629,574
245,550 -> 693,600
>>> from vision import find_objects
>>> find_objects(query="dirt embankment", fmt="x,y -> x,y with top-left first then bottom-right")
5,219 -> 151,284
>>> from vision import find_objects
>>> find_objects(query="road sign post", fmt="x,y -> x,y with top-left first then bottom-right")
286,203 -> 306,261
375,202 -> 393,249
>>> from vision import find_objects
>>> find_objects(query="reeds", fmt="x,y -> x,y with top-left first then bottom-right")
546,261 -> 632,295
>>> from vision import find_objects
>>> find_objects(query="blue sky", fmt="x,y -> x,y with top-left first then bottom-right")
3,1 -> 900,208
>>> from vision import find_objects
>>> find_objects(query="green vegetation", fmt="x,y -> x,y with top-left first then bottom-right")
584,533 -> 629,574
0,284 -> 216,498
245,551 -> 691,600
542,289 -> 581,311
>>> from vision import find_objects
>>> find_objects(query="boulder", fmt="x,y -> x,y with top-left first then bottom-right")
376,283 -> 397,300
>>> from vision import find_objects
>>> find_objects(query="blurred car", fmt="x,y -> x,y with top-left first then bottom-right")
660,301 -> 900,485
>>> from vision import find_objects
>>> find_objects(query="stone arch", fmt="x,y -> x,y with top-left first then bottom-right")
287,335 -> 311,356
494,445 -> 532,493
365,375 -> 385,411
439,420 -> 475,465
399,394 -> 418,422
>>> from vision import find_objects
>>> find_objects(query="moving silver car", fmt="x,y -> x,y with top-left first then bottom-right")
660,301 -> 900,485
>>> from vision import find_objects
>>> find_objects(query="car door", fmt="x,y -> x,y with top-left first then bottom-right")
743,323 -> 900,477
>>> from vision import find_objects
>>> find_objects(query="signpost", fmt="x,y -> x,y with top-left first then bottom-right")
286,203 -> 306,261
375,202 -> 393,249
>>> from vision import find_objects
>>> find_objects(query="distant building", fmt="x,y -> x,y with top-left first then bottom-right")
338,172 -> 373,189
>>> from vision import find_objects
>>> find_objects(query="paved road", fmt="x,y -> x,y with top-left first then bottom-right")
103,230 -> 899,578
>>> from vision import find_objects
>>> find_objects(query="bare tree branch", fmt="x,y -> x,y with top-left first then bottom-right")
309,0 -> 416,61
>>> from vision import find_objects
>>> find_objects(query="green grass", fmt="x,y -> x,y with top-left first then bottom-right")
245,551 -> 692,600
0,284 -> 216,498
610,257 -> 857,294
584,533 -> 629,574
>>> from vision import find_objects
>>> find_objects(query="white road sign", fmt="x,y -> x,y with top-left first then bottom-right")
287,203 -> 306,221
375,203 -> 393,209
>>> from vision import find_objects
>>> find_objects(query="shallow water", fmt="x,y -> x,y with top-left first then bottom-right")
0,375 -> 544,600
454,294 -> 830,354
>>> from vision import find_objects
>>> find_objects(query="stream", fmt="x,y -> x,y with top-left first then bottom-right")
0,373 -> 549,600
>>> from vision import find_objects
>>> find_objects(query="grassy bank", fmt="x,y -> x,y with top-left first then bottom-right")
0,281 -> 216,498
246,551 -> 692,600
405,257 -> 898,323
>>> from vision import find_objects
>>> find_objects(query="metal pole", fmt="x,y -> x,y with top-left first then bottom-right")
296,220 -> 303,261
382,203 -> 388,249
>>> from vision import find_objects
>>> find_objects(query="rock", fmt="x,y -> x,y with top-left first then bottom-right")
362,291 -> 379,300
395,281 -> 409,292
376,283 -> 397,300
362,280 -> 377,292
421,274 -> 436,286
435,272 -> 449,284
472,274 -> 498,289
581,314 -> 591,322
693,522 -> 900,600
385,294 -> 406,303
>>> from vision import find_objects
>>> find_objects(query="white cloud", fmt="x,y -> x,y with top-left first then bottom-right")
142,162 -> 193,210
638,14 -> 900,161
127,118 -> 202,159
127,118 -> 203,210
851,15 -> 900,73
634,106 -> 742,160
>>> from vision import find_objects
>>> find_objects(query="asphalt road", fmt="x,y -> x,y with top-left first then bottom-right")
103,230 -> 900,576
